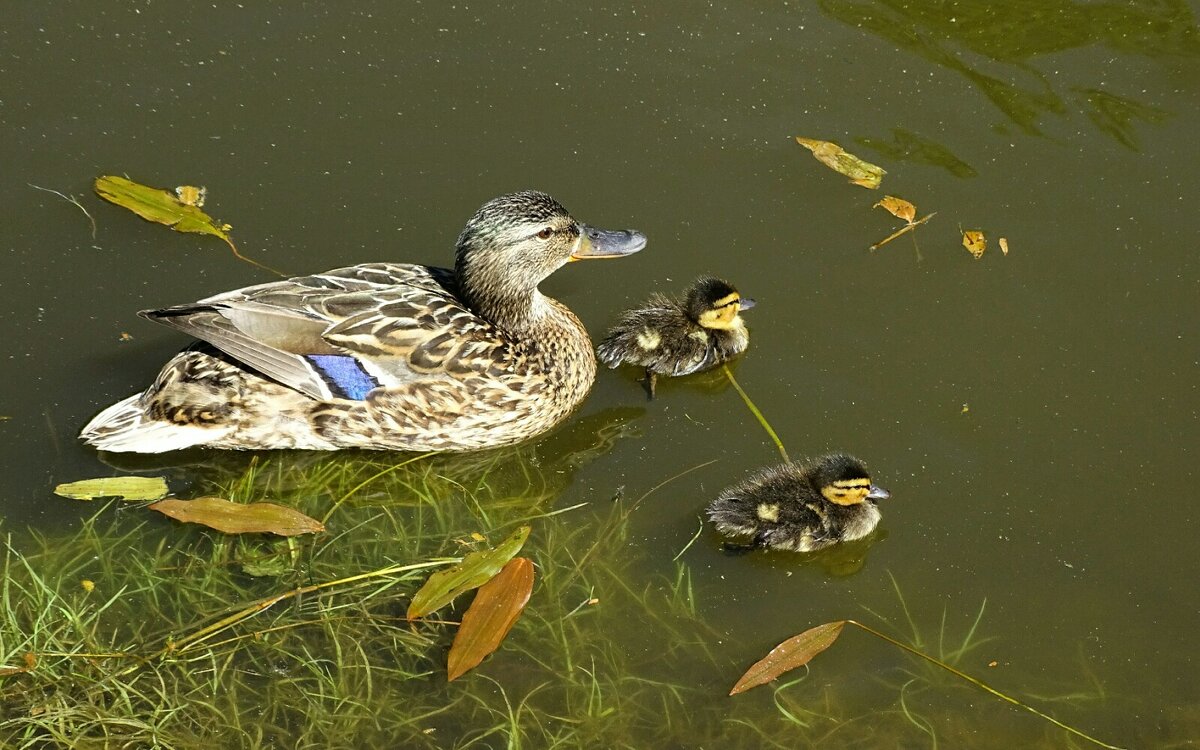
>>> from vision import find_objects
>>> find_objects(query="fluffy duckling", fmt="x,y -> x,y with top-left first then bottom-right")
707,454 -> 890,552
596,277 -> 754,397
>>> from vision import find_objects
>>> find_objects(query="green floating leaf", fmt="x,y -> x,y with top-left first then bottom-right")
407,526 -> 531,621
794,137 -> 886,189
730,620 -> 846,695
54,476 -> 169,502
447,557 -> 534,681
94,175 -> 232,242
149,497 -> 325,536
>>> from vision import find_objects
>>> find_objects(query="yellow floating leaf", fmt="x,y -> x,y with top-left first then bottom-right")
94,175 -> 285,276
874,195 -> 916,223
962,230 -> 986,259
999,237 -> 1010,256
730,621 -> 847,695
54,476 -> 169,502
149,497 -> 325,536
447,557 -> 534,681
795,137 -> 885,189
407,526 -> 531,621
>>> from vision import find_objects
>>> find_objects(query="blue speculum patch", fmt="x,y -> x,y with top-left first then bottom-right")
305,355 -> 380,400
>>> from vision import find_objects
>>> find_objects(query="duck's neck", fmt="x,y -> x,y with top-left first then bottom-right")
455,257 -> 543,335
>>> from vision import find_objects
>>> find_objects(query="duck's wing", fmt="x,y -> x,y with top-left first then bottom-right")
143,263 -> 506,401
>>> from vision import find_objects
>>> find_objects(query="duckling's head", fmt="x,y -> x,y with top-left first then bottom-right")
686,277 -> 756,330
809,454 -> 891,506
455,191 -> 646,328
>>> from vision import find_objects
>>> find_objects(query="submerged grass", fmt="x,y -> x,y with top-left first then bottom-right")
0,424 -> 1148,748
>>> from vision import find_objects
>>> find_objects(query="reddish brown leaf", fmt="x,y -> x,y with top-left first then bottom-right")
730,620 -> 846,695
447,557 -> 534,681
874,195 -> 917,223
149,497 -> 324,536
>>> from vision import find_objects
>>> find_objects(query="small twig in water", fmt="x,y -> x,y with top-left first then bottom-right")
29,183 -> 97,239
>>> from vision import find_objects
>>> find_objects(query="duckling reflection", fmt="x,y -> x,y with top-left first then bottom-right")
707,454 -> 890,553
597,277 -> 754,398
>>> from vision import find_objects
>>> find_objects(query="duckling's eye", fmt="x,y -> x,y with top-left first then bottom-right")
536,227 -> 554,240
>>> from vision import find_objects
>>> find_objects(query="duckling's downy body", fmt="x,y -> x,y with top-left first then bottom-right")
707,454 -> 890,552
596,277 -> 753,396
80,191 -> 646,453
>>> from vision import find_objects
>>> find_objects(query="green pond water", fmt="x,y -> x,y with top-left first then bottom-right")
2,2 -> 1198,747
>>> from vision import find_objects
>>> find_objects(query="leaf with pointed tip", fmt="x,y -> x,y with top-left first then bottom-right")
874,195 -> 917,223
94,175 -> 232,242
730,621 -> 847,695
54,476 -> 169,502
963,230 -> 987,259
407,526 -> 531,621
149,497 -> 325,536
447,557 -> 534,681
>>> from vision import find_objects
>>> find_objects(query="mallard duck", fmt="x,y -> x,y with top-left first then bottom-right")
706,454 -> 891,552
596,276 -> 754,397
80,191 -> 646,452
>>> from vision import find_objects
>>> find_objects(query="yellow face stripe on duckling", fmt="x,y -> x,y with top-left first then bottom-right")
821,479 -> 872,506
697,294 -> 744,330
756,503 -> 780,522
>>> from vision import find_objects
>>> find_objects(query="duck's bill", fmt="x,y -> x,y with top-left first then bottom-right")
868,485 -> 891,501
570,225 -> 647,260
739,297 -> 757,311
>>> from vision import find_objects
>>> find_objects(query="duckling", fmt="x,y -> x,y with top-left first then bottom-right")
596,276 -> 754,397
706,454 -> 890,552
79,191 -> 646,453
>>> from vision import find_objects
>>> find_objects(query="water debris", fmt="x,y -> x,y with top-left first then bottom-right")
999,237 -> 1010,255
873,195 -> 916,223
93,175 -> 285,276
54,476 -> 169,502
870,211 -> 937,251
794,137 -> 886,189
729,620 -> 845,695
29,183 -> 97,239
447,557 -> 534,681
149,497 -> 325,536
407,526 -> 531,621
963,230 -> 987,259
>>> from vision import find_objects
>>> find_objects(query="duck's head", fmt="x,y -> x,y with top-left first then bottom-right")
809,453 -> 891,506
455,191 -> 646,328
685,277 -> 756,330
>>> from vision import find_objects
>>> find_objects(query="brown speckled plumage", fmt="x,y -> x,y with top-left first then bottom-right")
80,192 -> 645,452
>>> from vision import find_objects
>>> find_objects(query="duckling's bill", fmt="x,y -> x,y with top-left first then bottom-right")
569,225 -> 647,261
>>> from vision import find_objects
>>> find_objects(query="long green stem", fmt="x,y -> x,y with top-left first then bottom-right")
844,620 -> 1126,750
722,365 -> 790,463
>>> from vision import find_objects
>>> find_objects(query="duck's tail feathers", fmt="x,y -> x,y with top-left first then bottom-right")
79,394 -> 233,453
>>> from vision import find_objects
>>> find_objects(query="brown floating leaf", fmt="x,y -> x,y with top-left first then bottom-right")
795,137 -> 886,189
874,195 -> 917,223
999,237 -> 1010,256
963,230 -> 986,259
730,620 -> 846,695
0,653 -> 36,678
54,476 -> 169,502
447,557 -> 535,681
149,497 -> 324,536
407,526 -> 531,621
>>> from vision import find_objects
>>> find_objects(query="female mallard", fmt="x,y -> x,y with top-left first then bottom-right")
707,454 -> 891,552
80,191 -> 646,452
596,276 -> 754,397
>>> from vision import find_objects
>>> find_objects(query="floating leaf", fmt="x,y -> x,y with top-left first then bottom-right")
94,175 -> 285,276
874,195 -> 916,223
407,526 -> 531,621
447,557 -> 534,681
999,237 -> 1010,256
963,230 -> 986,259
795,137 -> 885,189
149,497 -> 325,536
730,620 -> 846,695
54,476 -> 169,502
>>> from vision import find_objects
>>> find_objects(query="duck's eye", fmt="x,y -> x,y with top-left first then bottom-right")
536,227 -> 554,240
